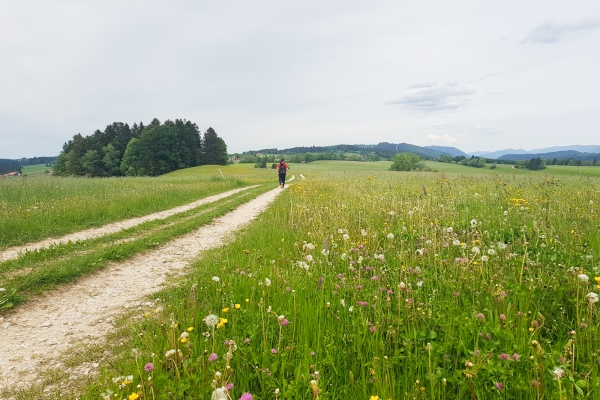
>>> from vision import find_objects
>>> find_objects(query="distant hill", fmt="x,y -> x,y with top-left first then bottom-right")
424,145 -> 468,157
375,142 -> 447,158
498,150 -> 600,161
471,148 -> 528,158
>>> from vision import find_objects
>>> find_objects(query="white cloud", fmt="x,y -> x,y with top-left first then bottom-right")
387,82 -> 476,112
424,134 -> 458,143
522,20 -> 600,44
471,124 -> 499,132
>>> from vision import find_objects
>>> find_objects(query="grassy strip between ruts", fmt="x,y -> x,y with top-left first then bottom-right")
0,184 -> 271,312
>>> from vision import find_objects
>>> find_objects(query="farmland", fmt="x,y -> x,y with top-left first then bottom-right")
1,163 -> 600,399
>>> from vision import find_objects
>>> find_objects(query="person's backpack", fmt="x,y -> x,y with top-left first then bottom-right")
278,162 -> 286,174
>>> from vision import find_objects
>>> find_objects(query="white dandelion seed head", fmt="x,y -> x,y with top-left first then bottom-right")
321,249 -> 329,256
452,239 -> 461,246
212,276 -> 220,283
447,227 -> 453,233
298,261 -> 310,271
488,249 -> 496,256
470,219 -> 478,228
497,242 -> 507,250
504,210 -> 509,216
361,229 -> 368,236
265,278 -> 272,287
340,253 -> 347,260
552,367 -> 565,379
205,314 -> 219,328
586,292 -> 598,304
578,274 -> 589,283
165,349 -> 177,358
387,233 -> 395,240
304,243 -> 315,250
471,246 -> 480,254
480,255 -> 489,262
343,234 -> 350,241
180,332 -> 189,338
305,254 -> 313,263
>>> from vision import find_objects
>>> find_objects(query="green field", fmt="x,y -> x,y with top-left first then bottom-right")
2,161 -> 600,399
21,163 -> 51,175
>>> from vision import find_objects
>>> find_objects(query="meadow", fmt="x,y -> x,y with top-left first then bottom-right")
0,164 -> 273,250
2,162 -> 600,399
65,168 -> 598,400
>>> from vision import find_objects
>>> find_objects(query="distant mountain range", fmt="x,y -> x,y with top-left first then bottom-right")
256,143 -> 600,161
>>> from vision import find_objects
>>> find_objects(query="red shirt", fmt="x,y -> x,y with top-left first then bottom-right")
277,162 -> 289,172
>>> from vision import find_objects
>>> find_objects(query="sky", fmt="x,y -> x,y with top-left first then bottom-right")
1,1 -> 599,158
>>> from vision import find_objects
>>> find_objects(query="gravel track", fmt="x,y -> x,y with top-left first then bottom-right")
0,186 -> 257,263
0,181 -> 291,394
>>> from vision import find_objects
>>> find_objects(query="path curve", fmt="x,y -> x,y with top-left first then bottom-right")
0,185 -> 286,392
0,186 -> 257,263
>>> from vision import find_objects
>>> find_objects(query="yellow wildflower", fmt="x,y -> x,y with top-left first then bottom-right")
222,308 -> 229,313
246,298 -> 249,302
187,327 -> 194,332
235,304 -> 241,309
370,396 -> 380,400
180,337 -> 187,343
529,327 -> 534,332
594,277 -> 600,283
129,394 -> 139,400
217,318 -> 228,328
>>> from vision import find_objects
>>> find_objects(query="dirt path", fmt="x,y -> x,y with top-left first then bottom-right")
0,182 -> 290,393
0,186 -> 258,263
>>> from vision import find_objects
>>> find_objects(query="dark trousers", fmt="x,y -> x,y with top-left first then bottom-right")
279,173 -> 286,185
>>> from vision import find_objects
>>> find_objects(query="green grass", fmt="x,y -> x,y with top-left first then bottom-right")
21,163 -> 51,175
426,161 -> 600,176
53,169 -> 599,400
0,164 -> 273,250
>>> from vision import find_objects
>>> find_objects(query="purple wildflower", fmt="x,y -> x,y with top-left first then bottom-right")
240,393 -> 253,400
499,353 -> 509,360
144,362 -> 154,372
271,348 -> 278,354
496,382 -> 504,390
208,353 -> 218,362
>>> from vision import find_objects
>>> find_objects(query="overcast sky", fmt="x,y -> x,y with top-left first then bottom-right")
1,1 -> 599,158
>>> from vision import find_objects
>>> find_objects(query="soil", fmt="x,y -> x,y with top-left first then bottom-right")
0,179 -> 293,394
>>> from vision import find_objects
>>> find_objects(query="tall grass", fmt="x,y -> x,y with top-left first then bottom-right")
66,171 -> 600,400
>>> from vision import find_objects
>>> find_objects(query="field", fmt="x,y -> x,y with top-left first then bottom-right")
0,164 -> 274,250
21,163 -> 51,175
2,162 -> 600,399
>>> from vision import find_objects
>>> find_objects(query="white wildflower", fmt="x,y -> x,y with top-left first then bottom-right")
471,246 -> 480,254
488,249 -> 496,256
504,210 -> 509,216
304,243 -> 315,250
361,229 -> 368,236
165,349 -> 177,358
211,387 -> 228,400
343,234 -> 350,241
447,227 -> 453,233
348,306 -> 354,312
305,254 -> 313,263
399,282 -> 406,289
322,249 -> 329,256
340,253 -> 347,260
212,276 -> 220,283
416,281 -> 423,287
470,219 -> 477,228
497,242 -> 507,250
205,314 -> 219,328
340,299 -> 345,307
481,255 -> 489,262
265,278 -> 272,287
387,233 -> 394,240
452,239 -> 460,246
298,261 -> 310,271
180,331 -> 189,338
388,210 -> 395,216
578,274 -> 589,283
357,256 -> 364,264
552,367 -> 565,379
586,292 -> 598,304
461,243 -> 467,249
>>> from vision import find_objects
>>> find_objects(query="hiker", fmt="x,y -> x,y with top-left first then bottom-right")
277,158 -> 289,188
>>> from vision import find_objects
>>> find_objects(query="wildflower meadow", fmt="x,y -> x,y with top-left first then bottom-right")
75,171 -> 600,399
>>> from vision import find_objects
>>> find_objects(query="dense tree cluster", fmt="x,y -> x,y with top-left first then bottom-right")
54,119 -> 228,177
390,152 -> 425,171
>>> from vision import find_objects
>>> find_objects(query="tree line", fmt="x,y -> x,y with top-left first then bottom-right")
54,119 -> 228,177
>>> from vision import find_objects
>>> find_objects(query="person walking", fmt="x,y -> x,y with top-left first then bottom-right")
277,158 -> 289,188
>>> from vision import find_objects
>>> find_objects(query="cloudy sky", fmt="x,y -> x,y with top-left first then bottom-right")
1,1 -> 599,158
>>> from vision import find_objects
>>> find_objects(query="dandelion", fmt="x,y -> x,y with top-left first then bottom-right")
370,396 -> 380,400
361,229 -> 368,236
321,248 -> 329,256
205,314 -> 219,328
386,233 -> 394,239
209,353 -> 218,362
497,242 -> 507,250
305,254 -> 313,262
212,276 -> 220,283
298,261 -> 310,271
165,349 -> 177,358
235,304 -> 241,309
578,274 -> 589,283
586,292 -> 598,304
187,327 -> 194,332
487,248 -> 496,255
470,219 -> 477,228
471,246 -> 480,254
304,243 -> 315,250
552,367 -> 565,379
265,278 -> 271,287
447,227 -> 453,233
452,239 -> 460,246
129,394 -> 139,400
481,255 -> 488,262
